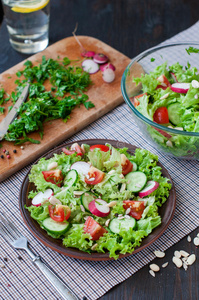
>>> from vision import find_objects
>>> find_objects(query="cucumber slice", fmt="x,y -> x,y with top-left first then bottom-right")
132,162 -> 137,171
109,217 -> 136,234
125,171 -> 147,192
81,191 -> 96,212
167,102 -> 181,125
64,170 -> 78,188
42,217 -> 70,235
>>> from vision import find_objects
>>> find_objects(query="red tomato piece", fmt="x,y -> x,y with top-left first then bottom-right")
62,143 -> 83,156
90,144 -> 110,152
153,107 -> 169,124
123,200 -> 145,220
49,205 -> 64,222
122,159 -> 133,175
131,93 -> 147,107
156,74 -> 170,90
49,205 -> 71,222
84,216 -> 108,240
85,166 -> 104,185
42,169 -> 63,187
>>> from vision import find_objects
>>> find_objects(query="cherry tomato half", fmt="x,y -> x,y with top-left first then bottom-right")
90,144 -> 110,152
84,216 -> 108,240
42,169 -> 63,187
85,166 -> 104,185
123,200 -> 145,220
122,159 -> 133,175
48,205 -> 71,222
156,75 -> 170,90
153,107 -> 169,124
62,143 -> 83,156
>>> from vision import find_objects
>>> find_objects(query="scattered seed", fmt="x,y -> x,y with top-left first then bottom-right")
160,92 -> 170,100
175,127 -> 183,131
166,140 -> 173,147
118,216 -> 125,220
80,205 -> 85,212
120,183 -> 126,192
194,94 -> 198,99
191,79 -> 199,88
174,250 -> 181,258
108,170 -> 115,175
186,254 -> 196,266
20,146 -> 24,150
84,216 -> 88,221
193,237 -> 199,246
119,174 -> 124,179
154,250 -> 165,258
106,201 -> 117,207
49,196 -> 61,205
47,161 -> 58,170
73,191 -> 84,196
88,177 -> 95,181
162,262 -> 169,268
105,219 -> 111,227
124,215 -> 130,219
91,243 -> 98,251
187,235 -> 192,243
180,250 -> 189,257
149,270 -> 155,277
125,208 -> 131,215
172,256 -> 182,268
149,264 -> 160,272
118,214 -> 123,217
183,262 -> 188,271
1,263 -> 5,268
13,149 -> 17,153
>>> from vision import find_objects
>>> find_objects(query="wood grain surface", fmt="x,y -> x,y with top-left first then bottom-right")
0,1 -> 198,299
0,36 -> 144,182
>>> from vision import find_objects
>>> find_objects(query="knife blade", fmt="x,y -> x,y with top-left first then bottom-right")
0,83 -> 30,141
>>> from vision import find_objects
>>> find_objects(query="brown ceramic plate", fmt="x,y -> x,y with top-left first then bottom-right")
19,139 -> 176,261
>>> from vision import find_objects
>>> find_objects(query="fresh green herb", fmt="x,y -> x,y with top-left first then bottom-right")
0,107 -> 4,114
186,46 -> 199,55
2,55 -> 94,144
151,58 -> 155,62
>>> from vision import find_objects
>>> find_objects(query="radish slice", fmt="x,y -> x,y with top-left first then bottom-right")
71,161 -> 91,176
102,68 -> 115,83
88,199 -> 110,217
170,83 -> 190,93
170,72 -> 178,83
81,51 -> 95,58
82,59 -> 99,74
93,53 -> 109,64
100,63 -> 116,72
138,181 -> 159,198
32,189 -> 53,206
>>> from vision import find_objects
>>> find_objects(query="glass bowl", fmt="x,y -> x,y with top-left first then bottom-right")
121,42 -> 199,160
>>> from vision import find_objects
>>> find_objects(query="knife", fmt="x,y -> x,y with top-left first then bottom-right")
0,83 -> 30,141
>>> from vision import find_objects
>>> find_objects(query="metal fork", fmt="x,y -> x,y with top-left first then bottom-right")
0,213 -> 80,300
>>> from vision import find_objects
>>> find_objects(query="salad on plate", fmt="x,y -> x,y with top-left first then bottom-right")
26,142 -> 172,259
132,61 -> 199,158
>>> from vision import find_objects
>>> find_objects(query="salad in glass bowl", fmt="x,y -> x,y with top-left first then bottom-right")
22,140 -> 174,260
121,42 -> 199,160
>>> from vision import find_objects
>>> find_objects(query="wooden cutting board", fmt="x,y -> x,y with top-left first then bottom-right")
0,36 -> 143,182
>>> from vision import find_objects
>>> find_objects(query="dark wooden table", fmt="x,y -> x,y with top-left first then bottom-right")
0,1 -> 198,299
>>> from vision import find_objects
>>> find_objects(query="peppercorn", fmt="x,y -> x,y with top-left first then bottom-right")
82,297 -> 87,300
114,213 -> 119,217
13,149 -> 17,153
3,257 -> 8,262
1,155 -> 4,159
17,255 -> 23,260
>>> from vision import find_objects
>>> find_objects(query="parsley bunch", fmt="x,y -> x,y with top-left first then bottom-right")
4,56 -> 94,144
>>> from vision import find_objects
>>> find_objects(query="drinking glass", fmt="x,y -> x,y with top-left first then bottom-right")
2,0 -> 50,54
